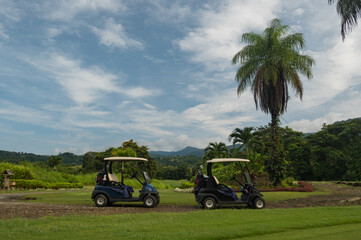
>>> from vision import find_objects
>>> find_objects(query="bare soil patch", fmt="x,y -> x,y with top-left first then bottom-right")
267,182 -> 361,208
0,194 -> 198,219
1,182 -> 361,219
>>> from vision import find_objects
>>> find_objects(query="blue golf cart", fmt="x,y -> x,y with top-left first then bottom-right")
91,157 -> 159,208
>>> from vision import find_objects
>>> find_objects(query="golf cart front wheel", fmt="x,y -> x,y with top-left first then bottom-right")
94,194 -> 108,207
143,195 -> 157,208
203,197 -> 216,210
253,197 -> 265,209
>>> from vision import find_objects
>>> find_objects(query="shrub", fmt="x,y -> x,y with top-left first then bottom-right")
0,163 -> 34,180
281,177 -> 297,187
11,179 -> 83,190
180,181 -> 194,189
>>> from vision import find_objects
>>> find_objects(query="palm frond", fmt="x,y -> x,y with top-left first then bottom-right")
330,0 -> 361,40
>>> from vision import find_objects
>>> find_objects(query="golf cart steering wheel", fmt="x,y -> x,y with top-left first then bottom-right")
230,173 -> 237,181
130,172 -> 138,179
230,173 -> 245,188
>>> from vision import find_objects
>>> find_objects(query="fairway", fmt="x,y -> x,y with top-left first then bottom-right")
1,206 -> 361,240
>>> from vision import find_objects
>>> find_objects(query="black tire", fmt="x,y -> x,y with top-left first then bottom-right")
203,197 -> 216,210
253,197 -> 265,209
143,195 -> 157,208
94,194 -> 108,207
156,195 -> 160,204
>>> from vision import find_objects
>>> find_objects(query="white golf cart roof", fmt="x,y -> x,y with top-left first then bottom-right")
207,158 -> 250,163
104,157 -> 148,162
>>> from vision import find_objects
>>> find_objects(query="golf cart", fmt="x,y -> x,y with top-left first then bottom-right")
91,157 -> 159,208
194,158 -> 265,210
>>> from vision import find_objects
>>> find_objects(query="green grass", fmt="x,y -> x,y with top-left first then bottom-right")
1,206 -> 361,240
20,188 -> 330,206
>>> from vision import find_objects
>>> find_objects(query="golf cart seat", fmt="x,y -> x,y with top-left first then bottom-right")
214,176 -> 237,200
108,173 -> 119,182
213,176 -> 220,185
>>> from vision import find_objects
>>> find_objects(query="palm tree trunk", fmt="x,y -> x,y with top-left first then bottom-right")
269,113 -> 283,186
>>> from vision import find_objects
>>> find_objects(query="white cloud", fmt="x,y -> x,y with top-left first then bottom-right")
0,0 -> 21,40
176,0 -> 280,72
144,55 -> 165,64
0,0 -> 21,22
145,0 -> 194,25
0,23 -> 8,39
147,134 -> 208,151
26,53 -> 160,104
0,100 -> 52,126
289,30 -> 361,111
92,18 -> 144,51
44,0 -> 126,22
289,112 -> 345,133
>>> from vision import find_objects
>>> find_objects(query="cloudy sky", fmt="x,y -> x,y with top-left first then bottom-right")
0,0 -> 360,155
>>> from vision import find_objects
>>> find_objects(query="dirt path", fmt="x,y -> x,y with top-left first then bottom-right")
0,193 -> 198,219
267,182 -> 361,208
1,182 -> 361,219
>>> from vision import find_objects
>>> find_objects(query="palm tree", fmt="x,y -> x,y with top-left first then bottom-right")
204,142 -> 229,161
329,0 -> 361,40
228,127 -> 253,150
232,19 -> 314,185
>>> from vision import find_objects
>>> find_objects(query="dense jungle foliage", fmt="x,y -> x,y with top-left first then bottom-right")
1,118 -> 360,184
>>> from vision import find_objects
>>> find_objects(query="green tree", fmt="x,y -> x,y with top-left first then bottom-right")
46,156 -> 62,168
203,142 -> 229,162
329,0 -> 361,40
307,119 -> 361,180
232,18 -> 314,186
228,127 -> 253,152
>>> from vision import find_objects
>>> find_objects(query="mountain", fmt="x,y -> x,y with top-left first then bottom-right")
150,146 -> 204,157
150,144 -> 242,158
0,150 -> 83,165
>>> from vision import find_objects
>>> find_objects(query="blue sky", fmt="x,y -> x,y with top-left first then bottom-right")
0,0 -> 360,155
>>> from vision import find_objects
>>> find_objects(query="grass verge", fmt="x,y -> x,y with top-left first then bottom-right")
1,206 -> 361,240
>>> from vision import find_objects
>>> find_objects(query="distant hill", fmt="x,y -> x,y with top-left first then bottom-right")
0,150 -> 83,165
150,146 -> 204,157
334,117 -> 361,124
150,144 -> 242,158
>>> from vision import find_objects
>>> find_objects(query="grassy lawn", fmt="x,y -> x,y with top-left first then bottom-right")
19,188 -> 330,206
1,206 -> 361,240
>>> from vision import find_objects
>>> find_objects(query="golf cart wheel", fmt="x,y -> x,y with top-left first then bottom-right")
253,197 -> 265,209
94,194 -> 108,207
203,197 -> 216,210
143,195 -> 157,208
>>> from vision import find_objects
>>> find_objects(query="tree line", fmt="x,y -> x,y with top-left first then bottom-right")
204,118 -> 361,184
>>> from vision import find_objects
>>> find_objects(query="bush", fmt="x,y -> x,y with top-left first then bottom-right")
180,181 -> 194,189
0,163 -> 34,180
281,177 -> 297,187
11,179 -> 83,190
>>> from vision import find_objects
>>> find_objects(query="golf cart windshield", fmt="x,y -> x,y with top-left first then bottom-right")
143,172 -> 151,184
